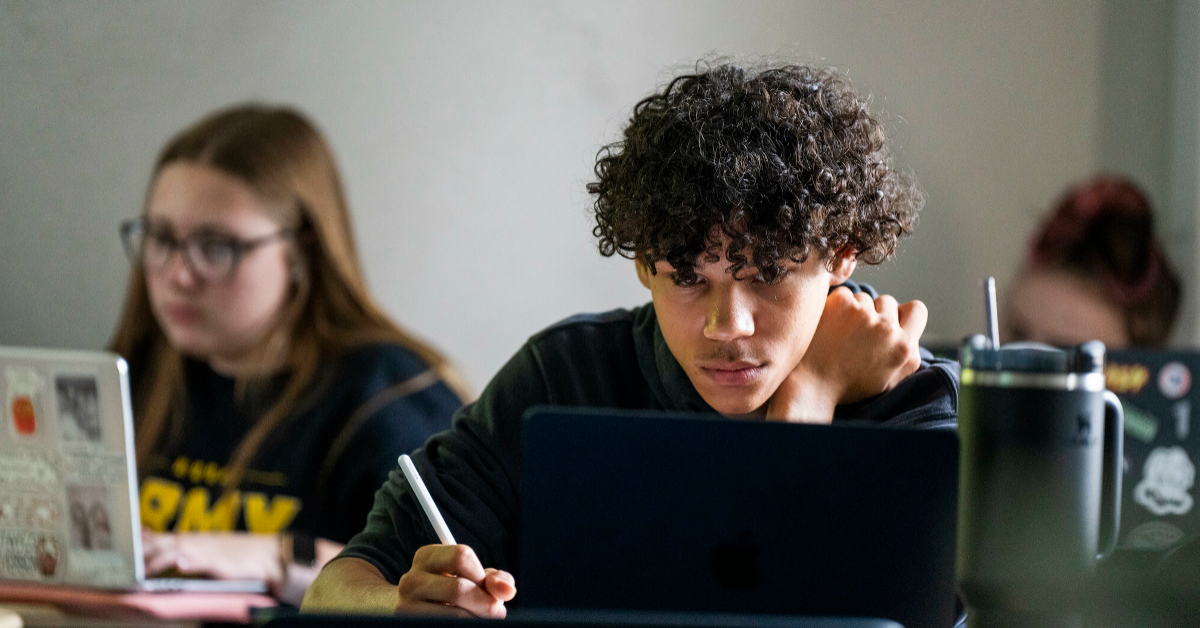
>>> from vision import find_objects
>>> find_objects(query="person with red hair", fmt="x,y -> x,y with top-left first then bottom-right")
1004,176 -> 1182,348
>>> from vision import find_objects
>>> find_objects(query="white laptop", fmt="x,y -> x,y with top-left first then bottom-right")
0,346 -> 266,593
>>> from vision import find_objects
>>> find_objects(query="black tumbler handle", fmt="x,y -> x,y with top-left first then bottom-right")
1098,390 -> 1124,559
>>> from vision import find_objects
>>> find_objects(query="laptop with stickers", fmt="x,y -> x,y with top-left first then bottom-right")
1105,349 -> 1200,553
0,346 -> 266,593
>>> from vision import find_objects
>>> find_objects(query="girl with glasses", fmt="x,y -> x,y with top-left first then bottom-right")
109,105 -> 468,604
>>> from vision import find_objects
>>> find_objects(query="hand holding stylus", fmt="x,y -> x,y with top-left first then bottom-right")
394,455 -> 516,618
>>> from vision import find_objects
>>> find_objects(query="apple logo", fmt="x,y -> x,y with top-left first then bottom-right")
710,531 -> 763,590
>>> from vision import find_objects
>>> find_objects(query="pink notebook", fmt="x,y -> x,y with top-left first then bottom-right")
0,581 -> 274,622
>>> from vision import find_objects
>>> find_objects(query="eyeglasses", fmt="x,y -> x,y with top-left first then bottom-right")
119,218 -> 294,283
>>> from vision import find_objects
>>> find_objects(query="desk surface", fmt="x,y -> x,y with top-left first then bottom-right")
0,603 -> 196,628
963,552 -> 1200,628
0,582 -> 273,627
269,612 -> 902,628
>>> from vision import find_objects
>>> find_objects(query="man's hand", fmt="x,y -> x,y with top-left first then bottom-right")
767,287 -> 927,423
396,544 -> 516,618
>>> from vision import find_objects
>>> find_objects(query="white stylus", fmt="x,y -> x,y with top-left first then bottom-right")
398,454 -> 457,545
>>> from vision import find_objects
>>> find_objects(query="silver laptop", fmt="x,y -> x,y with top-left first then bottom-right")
0,346 -> 266,593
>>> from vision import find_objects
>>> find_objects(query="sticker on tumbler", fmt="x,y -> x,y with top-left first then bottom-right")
1134,446 -> 1195,515
1158,362 -> 1191,400
1125,520 -> 1186,550
5,367 -> 45,437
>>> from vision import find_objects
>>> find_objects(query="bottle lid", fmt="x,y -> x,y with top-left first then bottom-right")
959,335 -> 1105,374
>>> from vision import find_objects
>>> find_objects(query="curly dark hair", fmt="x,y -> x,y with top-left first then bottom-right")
588,61 -> 923,283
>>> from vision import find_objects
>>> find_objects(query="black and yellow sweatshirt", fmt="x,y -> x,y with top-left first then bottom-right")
136,343 -> 463,544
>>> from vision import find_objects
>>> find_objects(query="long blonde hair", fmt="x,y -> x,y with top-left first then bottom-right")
110,104 -> 470,490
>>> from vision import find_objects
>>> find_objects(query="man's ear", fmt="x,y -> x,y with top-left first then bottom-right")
828,248 -> 857,286
636,256 -> 652,289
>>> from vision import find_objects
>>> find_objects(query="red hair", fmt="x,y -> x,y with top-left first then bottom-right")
1027,176 -> 1180,345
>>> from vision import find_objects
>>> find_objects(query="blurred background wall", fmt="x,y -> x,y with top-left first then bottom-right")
1,0 -> 1197,390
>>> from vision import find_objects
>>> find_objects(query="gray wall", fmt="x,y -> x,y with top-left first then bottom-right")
0,0 -> 1156,389
1094,0 -> 1200,346
1169,0 -> 1200,343
1096,0 -> 1172,217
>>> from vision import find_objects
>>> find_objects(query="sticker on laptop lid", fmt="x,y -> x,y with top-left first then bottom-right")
0,493 -> 62,528
0,452 -> 59,486
1122,402 -> 1160,444
35,533 -> 62,578
0,529 -> 63,580
5,367 -> 46,437
1126,520 -> 1186,550
1174,400 -> 1191,440
29,497 -> 60,528
54,375 -> 101,443
1106,362 -> 1151,395
1134,446 -> 1195,516
1158,362 -> 1192,400
65,484 -> 113,551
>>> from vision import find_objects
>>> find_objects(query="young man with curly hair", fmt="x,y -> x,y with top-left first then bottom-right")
303,62 -> 958,616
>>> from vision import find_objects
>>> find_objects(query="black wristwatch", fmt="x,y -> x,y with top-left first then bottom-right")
289,530 -> 316,567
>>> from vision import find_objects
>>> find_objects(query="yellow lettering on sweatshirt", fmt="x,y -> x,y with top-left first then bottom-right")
140,478 -> 183,532
174,488 -> 241,532
243,493 -> 301,534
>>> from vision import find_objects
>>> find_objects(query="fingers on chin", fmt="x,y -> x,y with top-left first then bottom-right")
827,287 -> 858,308
874,294 -> 899,312
899,300 -> 929,323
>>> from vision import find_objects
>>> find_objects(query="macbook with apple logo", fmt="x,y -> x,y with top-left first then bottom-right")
517,407 -> 959,628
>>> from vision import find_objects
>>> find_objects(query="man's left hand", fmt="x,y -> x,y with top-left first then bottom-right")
767,288 -> 927,423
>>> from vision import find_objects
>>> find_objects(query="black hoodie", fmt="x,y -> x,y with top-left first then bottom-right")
340,284 -> 959,581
